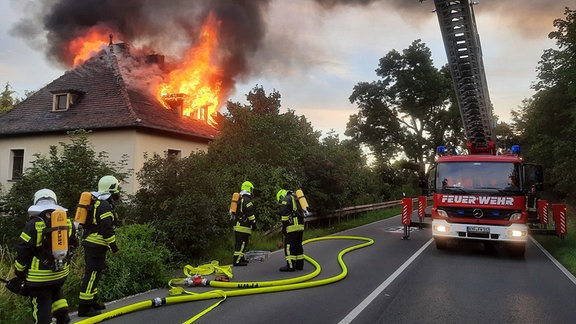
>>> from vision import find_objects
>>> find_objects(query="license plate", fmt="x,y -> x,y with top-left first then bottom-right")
467,226 -> 490,234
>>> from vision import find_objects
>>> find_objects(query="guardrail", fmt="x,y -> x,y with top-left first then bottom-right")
305,200 -> 404,224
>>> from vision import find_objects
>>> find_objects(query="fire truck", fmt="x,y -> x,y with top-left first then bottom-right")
424,0 -> 565,256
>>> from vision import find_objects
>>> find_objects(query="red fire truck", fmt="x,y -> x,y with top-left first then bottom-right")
424,0 -> 563,256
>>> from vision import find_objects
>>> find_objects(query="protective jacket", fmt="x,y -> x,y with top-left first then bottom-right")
233,191 -> 256,234
82,197 -> 119,253
15,213 -> 78,286
279,192 -> 304,234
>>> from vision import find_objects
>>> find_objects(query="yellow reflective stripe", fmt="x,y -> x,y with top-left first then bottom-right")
233,225 -> 252,234
26,265 -> 70,282
15,260 -> 26,272
281,216 -> 290,221
52,298 -> 69,312
104,235 -> 116,244
32,297 -> 39,322
19,232 -> 31,242
286,224 -> 304,232
35,222 -> 46,247
80,271 -> 98,301
248,215 -> 256,222
100,211 -> 113,220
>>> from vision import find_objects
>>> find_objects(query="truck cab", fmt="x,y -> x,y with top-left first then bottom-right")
431,153 -> 543,256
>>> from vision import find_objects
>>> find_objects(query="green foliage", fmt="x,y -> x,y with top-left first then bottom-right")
512,8 -> 576,203
0,129 -> 131,246
97,224 -> 172,301
0,82 -> 16,115
129,85 -> 394,261
347,39 -> 462,185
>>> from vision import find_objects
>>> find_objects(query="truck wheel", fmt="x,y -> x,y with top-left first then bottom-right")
505,242 -> 526,257
435,238 -> 448,250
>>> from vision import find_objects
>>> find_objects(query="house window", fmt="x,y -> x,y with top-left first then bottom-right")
10,149 -> 24,180
52,91 -> 82,111
167,149 -> 181,159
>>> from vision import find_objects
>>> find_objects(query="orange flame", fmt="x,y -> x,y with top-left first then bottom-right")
69,26 -> 114,67
158,12 -> 223,125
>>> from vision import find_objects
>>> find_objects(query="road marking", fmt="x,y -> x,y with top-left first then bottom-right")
530,236 -> 576,286
338,238 -> 433,324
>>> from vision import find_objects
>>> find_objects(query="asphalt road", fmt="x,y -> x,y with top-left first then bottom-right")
71,215 -> 576,324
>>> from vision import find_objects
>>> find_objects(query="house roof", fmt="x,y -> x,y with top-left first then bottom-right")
0,44 -> 219,141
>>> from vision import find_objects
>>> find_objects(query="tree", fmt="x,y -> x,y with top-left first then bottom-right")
0,130 -> 130,245
0,82 -> 16,115
130,85 -> 385,260
512,8 -> 576,202
347,39 -> 462,189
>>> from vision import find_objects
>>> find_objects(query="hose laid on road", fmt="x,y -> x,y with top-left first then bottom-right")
75,235 -> 374,324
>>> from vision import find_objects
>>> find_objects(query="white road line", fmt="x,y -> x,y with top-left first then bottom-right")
530,236 -> 576,286
338,238 -> 433,324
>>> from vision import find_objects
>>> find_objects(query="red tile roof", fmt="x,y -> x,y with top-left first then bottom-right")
0,44 -> 219,142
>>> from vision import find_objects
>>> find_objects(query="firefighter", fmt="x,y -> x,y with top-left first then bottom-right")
276,189 -> 305,272
232,181 -> 256,266
9,189 -> 78,324
77,175 -> 121,317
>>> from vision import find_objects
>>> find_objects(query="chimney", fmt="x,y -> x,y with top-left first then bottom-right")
146,53 -> 165,70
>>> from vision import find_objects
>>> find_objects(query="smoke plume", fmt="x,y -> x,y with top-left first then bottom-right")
9,0 -> 571,91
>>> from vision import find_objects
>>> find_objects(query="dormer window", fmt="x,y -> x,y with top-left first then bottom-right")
51,90 -> 84,112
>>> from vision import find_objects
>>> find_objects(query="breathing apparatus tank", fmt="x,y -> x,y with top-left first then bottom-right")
229,192 -> 240,215
295,189 -> 310,216
74,191 -> 93,225
51,209 -> 68,271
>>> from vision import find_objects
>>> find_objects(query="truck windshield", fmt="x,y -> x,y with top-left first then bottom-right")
436,162 -> 521,192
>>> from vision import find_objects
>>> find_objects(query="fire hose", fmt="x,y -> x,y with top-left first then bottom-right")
75,235 -> 374,324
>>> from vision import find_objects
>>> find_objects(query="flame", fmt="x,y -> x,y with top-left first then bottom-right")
69,26 -> 114,67
158,12 -> 223,125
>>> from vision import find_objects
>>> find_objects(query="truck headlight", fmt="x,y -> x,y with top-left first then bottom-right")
510,213 -> 522,221
508,230 -> 526,237
434,224 -> 450,233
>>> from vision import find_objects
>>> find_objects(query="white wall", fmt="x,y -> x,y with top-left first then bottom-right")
0,130 -> 209,195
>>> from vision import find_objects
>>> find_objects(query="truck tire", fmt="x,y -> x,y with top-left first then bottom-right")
505,242 -> 526,257
435,238 -> 448,250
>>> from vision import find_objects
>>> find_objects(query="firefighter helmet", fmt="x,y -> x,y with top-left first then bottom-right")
241,181 -> 254,194
33,188 -> 58,205
276,189 -> 288,203
98,175 -> 121,194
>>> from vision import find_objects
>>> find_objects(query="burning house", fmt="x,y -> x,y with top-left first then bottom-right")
0,40 -> 221,194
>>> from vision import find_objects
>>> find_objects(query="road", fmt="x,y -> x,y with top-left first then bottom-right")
71,215 -> 576,323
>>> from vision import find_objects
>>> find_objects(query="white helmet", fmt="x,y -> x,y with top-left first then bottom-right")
29,188 -> 66,216
98,175 -> 121,194
33,188 -> 57,205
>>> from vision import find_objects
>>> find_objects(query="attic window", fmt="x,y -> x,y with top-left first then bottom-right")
51,90 -> 83,111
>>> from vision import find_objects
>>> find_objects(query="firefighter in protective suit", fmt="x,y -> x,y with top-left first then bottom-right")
78,175 -> 121,317
232,181 -> 256,266
9,189 -> 78,324
277,189 -> 305,272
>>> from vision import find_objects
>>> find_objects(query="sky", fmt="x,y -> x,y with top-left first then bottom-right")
0,0 -> 572,138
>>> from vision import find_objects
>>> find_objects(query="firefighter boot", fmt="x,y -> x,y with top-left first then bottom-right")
295,259 -> 304,271
92,295 -> 106,310
279,262 -> 295,272
78,302 -> 101,317
53,308 -> 71,324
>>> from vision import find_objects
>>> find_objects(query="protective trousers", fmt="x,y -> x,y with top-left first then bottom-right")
79,245 -> 107,306
28,285 -> 70,324
233,231 -> 250,264
283,230 -> 304,270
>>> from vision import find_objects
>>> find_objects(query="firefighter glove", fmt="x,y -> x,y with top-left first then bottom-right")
5,277 -> 24,295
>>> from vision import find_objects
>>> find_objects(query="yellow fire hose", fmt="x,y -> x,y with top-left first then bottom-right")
75,235 -> 373,324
